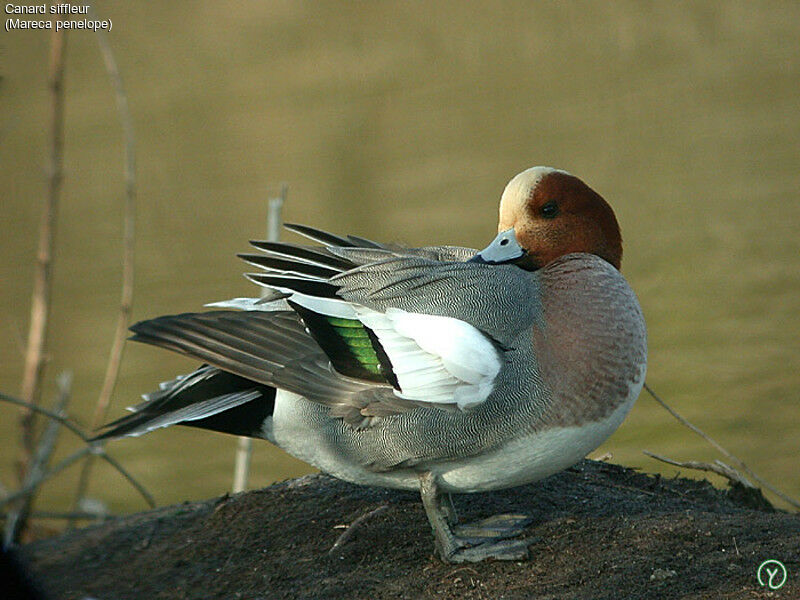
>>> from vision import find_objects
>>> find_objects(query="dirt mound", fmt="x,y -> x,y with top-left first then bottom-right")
15,460 -> 800,599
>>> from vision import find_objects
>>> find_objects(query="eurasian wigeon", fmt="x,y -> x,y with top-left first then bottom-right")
96,166 -> 647,563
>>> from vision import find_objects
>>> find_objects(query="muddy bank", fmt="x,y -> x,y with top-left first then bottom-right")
17,460 -> 800,599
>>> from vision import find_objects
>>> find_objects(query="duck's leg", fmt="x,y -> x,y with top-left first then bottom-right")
418,472 -> 463,558
443,492 -> 458,525
417,472 -> 532,563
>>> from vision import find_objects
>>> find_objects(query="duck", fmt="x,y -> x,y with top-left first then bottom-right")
95,166 -> 647,563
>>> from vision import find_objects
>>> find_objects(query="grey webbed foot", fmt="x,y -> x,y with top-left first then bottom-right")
445,537 -> 532,563
453,513 -> 535,543
418,473 -> 534,563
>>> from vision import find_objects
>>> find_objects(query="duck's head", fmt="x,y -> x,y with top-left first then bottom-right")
470,167 -> 622,270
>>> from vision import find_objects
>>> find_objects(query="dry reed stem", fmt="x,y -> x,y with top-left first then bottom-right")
18,24 -> 68,479
644,383 -> 800,510
2,448 -> 90,511
329,504 -> 389,554
231,184 -> 288,493
90,5 -> 137,429
4,372 -> 72,545
71,7 -> 138,520
0,511 -> 103,522
0,392 -> 156,510
643,451 -> 754,488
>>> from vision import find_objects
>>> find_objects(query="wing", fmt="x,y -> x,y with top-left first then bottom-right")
123,225 -> 536,430
234,225 -> 539,413
122,309 -> 418,428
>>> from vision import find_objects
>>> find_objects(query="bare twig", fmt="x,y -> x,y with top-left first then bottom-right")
72,5 -> 138,520
94,447 -> 156,510
0,511 -> 104,521
267,184 -> 288,242
231,435 -> 252,494
329,504 -> 389,554
18,23 -> 68,480
2,447 -> 91,511
0,392 -> 156,510
644,383 -> 800,510
2,392 -> 84,441
643,452 -> 754,488
232,184 -> 288,493
89,2 -> 137,430
4,372 -> 72,545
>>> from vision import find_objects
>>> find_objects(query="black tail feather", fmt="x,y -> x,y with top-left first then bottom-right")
237,253 -> 341,279
283,223 -> 359,247
93,366 -> 276,440
248,240 -> 355,271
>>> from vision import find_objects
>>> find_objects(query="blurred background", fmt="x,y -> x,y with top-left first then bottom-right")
1,1 -> 798,521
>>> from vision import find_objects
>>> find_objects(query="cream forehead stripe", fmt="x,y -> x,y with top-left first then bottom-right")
499,166 -> 572,219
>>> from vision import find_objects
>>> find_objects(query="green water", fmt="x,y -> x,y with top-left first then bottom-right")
1,1 -> 798,518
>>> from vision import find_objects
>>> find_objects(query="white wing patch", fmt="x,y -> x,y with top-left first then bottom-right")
355,307 -> 502,410
207,292 -> 356,319
206,296 -> 288,311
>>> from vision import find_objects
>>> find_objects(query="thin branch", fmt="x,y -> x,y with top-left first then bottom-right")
644,383 -> 800,510
232,184 -> 288,493
18,22 -> 68,480
72,5 -> 138,520
2,447 -> 91,511
231,437 -> 252,494
89,2 -> 137,430
4,372 -> 72,545
267,183 -> 288,242
2,392 -> 85,442
99,446 -> 156,509
0,392 -> 156,509
329,504 -> 389,554
0,511 -> 106,521
643,452 -> 754,488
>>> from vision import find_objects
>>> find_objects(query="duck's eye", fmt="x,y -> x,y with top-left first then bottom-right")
540,201 -> 560,218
